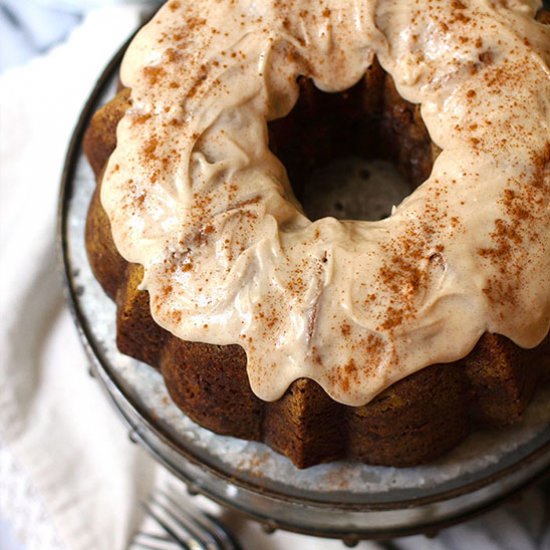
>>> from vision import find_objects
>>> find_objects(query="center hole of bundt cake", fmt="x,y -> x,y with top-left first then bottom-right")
268,59 -> 436,221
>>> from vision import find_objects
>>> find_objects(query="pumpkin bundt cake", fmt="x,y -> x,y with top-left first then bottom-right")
83,0 -> 550,468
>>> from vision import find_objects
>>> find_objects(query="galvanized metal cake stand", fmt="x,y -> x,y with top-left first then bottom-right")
57,37 -> 550,545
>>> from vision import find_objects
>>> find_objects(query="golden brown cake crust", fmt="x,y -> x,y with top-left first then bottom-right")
84,40 -> 550,468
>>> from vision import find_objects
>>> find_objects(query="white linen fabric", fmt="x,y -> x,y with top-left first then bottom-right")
0,4 -> 549,550
0,9 -> 158,549
0,0 -> 162,72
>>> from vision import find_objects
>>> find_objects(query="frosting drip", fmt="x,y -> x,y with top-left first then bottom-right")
101,0 -> 550,406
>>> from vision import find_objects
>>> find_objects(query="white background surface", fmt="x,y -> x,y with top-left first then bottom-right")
0,519 -> 24,550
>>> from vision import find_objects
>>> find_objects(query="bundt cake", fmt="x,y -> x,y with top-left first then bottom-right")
83,0 -> 550,468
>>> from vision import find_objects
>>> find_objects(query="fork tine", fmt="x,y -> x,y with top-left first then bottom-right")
132,540 -> 175,550
157,490 -> 241,550
150,492 -> 219,550
136,487 -> 241,550
132,543 -> 181,550
204,513 -> 243,550
142,501 -> 195,550
133,532 -> 176,549
158,490 -> 235,550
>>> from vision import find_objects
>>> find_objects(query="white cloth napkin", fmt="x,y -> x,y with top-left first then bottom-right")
0,7 -> 158,549
1,5 -> 550,550
0,0 -> 162,72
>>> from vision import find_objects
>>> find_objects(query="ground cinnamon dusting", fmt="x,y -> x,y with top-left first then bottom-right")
102,0 -> 550,406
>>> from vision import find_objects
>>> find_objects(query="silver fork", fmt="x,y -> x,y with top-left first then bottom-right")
131,488 -> 242,550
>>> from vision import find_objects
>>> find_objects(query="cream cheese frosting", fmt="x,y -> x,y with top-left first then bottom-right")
101,0 -> 550,406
